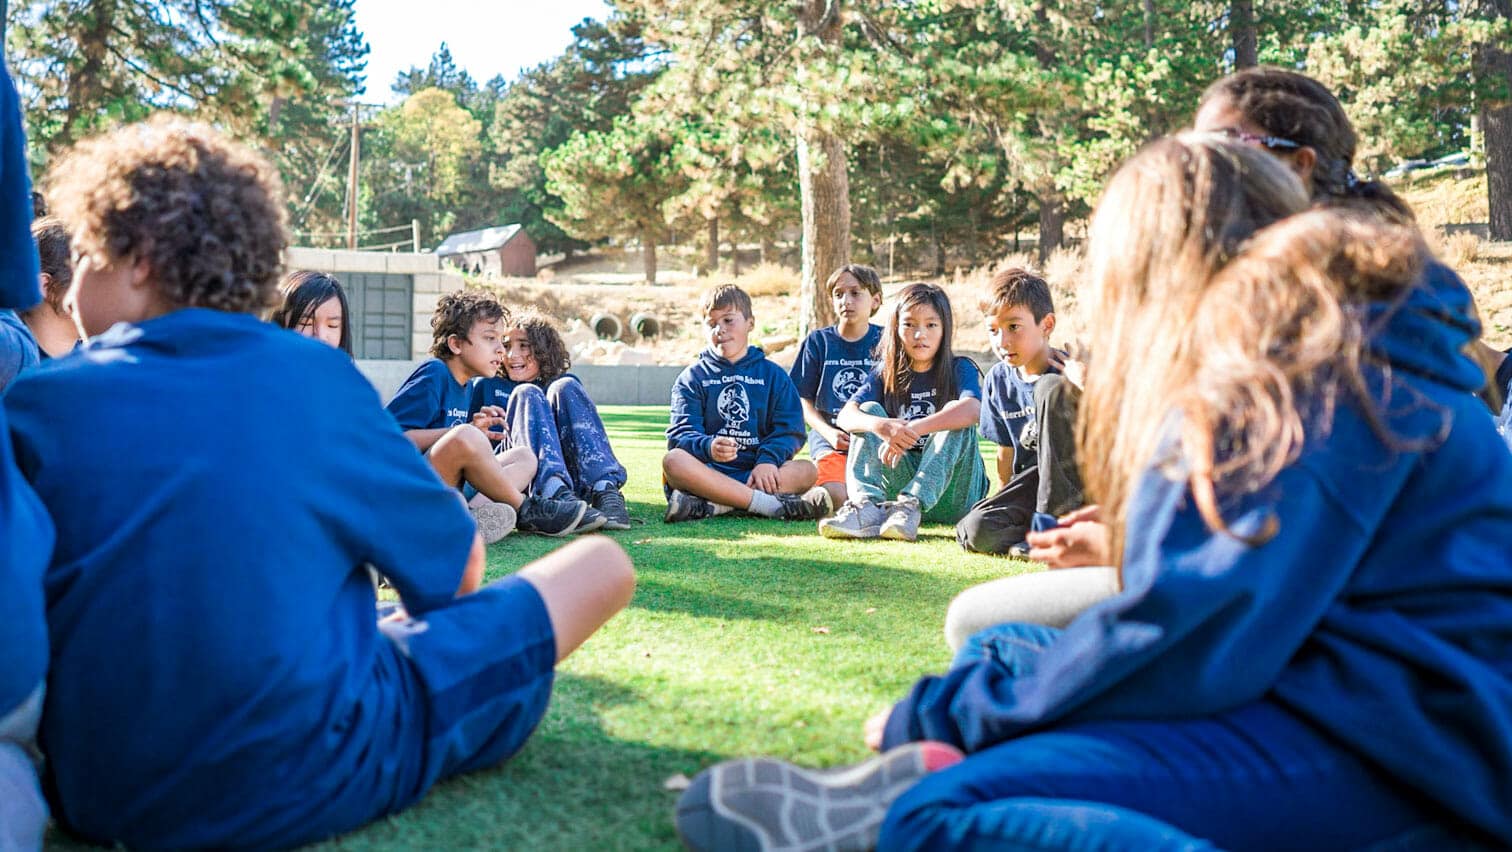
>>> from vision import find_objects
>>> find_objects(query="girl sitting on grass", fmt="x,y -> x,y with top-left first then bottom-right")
819,283 -> 987,542
677,135 -> 1512,851
469,310 -> 631,530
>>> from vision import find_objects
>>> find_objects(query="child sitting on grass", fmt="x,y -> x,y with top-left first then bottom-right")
470,309 -> 631,529
388,291 -> 603,539
956,268 -> 1084,558
663,283 -> 829,522
270,269 -> 352,356
818,283 -> 988,542
0,57 -> 52,852
8,115 -> 636,850
789,264 -> 884,510
677,135 -> 1512,852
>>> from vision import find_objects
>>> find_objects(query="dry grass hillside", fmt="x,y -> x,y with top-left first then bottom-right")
470,169 -> 1509,366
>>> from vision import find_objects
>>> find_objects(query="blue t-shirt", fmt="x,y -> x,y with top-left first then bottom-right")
0,309 -> 40,393
5,309 -> 476,847
789,324 -> 883,457
851,355 -> 982,449
386,357 -> 471,431
980,357 -> 1063,476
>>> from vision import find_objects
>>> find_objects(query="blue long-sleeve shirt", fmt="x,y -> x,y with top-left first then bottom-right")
668,345 -> 804,472
883,260 -> 1512,842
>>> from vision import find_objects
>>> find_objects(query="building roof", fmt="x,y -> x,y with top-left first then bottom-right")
434,223 -> 527,256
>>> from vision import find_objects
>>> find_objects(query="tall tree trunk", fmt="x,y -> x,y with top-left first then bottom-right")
1487,105 -> 1512,241
760,237 -> 776,264
1231,0 -> 1258,69
706,216 -> 720,274
641,226 -> 658,284
795,0 -> 850,337
1037,194 -> 1064,262
1483,1 -> 1512,241
1142,0 -> 1155,49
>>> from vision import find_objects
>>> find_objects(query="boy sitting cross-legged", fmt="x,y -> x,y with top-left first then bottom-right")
663,284 -> 831,522
387,291 -> 604,538
955,268 -> 1085,558
8,115 -> 635,850
789,263 -> 885,510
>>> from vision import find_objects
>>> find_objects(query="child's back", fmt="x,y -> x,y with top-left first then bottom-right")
7,311 -> 476,847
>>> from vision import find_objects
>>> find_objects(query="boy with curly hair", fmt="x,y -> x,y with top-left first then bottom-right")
470,310 -> 631,529
387,290 -> 603,538
6,115 -> 635,849
663,284 -> 830,522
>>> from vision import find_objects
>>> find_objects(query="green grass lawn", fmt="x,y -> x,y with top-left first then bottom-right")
52,406 -> 1035,851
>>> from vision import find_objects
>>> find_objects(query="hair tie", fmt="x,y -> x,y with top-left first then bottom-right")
1344,170 -> 1362,190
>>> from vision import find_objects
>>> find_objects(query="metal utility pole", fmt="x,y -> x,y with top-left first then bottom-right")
345,102 -> 360,250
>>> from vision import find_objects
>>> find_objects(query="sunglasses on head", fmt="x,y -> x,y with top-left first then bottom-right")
1214,127 -> 1303,152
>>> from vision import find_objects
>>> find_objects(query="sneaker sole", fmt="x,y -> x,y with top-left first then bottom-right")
575,511 -> 608,534
600,517 -> 632,530
879,524 -> 917,542
675,742 -> 962,852
819,522 -> 881,540
524,501 -> 589,537
470,504 -> 516,545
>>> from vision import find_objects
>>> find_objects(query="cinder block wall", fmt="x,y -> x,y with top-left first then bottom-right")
284,247 -> 466,359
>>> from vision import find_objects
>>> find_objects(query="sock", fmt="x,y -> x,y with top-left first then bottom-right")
747,490 -> 783,517
540,476 -> 570,499
711,503 -> 735,516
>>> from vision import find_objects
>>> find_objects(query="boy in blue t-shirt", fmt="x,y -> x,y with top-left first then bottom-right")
387,291 -> 603,538
0,56 -> 52,852
663,284 -> 830,522
789,264 -> 884,509
8,116 -> 635,849
956,268 -> 1085,556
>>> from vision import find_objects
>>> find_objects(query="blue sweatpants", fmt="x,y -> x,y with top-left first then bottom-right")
506,377 -> 627,498
880,623 -> 1488,852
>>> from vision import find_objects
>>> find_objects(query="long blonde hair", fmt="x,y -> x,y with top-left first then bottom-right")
1078,134 -> 1412,562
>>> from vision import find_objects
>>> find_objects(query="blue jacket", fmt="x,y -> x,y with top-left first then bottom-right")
668,345 -> 804,471
884,261 -> 1512,841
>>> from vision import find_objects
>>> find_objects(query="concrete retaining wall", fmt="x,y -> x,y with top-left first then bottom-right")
357,360 -> 686,406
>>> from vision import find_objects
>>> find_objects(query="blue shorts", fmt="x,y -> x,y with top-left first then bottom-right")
303,574 -> 557,845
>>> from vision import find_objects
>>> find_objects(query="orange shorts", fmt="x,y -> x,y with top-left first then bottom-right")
815,450 -> 849,486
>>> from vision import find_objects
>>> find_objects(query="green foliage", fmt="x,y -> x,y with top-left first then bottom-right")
362,88 -> 482,247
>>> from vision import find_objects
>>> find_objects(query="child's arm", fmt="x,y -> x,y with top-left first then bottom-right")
800,397 -> 848,451
755,372 -> 806,470
996,446 -> 1014,486
666,372 -> 716,462
836,400 -> 919,455
909,397 -> 982,436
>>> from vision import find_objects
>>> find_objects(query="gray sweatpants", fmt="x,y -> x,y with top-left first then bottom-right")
0,684 -> 45,852
944,567 -> 1121,651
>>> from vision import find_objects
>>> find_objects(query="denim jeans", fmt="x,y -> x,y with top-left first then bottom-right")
0,684 -> 45,852
881,623 -> 1487,852
505,377 -> 627,498
846,401 -> 988,523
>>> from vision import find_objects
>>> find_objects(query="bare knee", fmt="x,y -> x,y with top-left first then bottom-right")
662,448 -> 695,480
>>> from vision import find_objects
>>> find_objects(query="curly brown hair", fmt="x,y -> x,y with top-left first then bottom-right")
430,290 -> 508,359
43,115 -> 288,315
505,310 -> 571,383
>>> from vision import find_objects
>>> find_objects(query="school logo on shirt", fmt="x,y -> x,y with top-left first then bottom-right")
716,383 -> 751,428
904,399 -> 936,421
831,366 -> 867,402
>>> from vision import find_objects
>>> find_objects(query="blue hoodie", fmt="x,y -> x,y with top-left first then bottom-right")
0,58 -> 50,721
883,260 -> 1512,842
668,345 -> 805,475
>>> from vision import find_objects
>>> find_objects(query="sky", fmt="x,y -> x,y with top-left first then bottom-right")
351,0 -> 613,103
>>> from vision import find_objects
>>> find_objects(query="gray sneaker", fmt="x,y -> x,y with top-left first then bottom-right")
818,500 -> 884,539
675,741 -> 964,852
469,501 -> 516,545
880,495 -> 921,541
